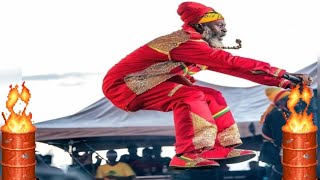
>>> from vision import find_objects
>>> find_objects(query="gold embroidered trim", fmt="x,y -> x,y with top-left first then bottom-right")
189,39 -> 206,43
217,124 -> 242,147
227,149 -> 242,158
147,30 -> 190,55
191,112 -> 217,150
273,68 -> 282,77
168,84 -> 183,97
124,61 -> 184,95
179,156 -> 208,167
279,79 -> 289,88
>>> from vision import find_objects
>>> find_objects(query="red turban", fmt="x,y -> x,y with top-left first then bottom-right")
177,2 -> 213,25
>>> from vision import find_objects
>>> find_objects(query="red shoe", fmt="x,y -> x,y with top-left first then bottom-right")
169,152 -> 219,169
201,147 -> 256,164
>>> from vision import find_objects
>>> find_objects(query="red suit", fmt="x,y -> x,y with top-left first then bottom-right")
102,2 -> 291,168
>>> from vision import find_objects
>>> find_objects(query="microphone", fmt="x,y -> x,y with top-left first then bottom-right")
221,39 -> 242,50
283,73 -> 302,84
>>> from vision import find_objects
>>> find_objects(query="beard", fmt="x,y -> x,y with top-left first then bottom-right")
202,26 -> 224,48
207,38 -> 224,48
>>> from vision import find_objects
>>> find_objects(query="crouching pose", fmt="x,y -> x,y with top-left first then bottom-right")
102,1 -> 312,169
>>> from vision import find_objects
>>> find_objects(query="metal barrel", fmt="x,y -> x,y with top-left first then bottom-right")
1,130 -> 36,180
282,129 -> 318,179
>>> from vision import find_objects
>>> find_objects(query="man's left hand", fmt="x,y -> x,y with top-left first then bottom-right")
287,73 -> 313,86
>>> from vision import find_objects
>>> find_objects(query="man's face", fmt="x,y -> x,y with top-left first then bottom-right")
201,19 -> 227,48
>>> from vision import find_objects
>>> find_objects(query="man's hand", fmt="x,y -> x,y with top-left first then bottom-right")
284,73 -> 313,87
290,73 -> 313,86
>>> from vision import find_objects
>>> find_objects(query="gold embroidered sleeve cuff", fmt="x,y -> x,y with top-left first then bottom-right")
270,67 -> 286,78
279,79 -> 291,88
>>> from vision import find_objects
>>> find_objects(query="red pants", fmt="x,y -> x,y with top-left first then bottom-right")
127,81 -> 242,154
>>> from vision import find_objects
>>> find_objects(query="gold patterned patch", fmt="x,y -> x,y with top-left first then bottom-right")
217,124 -> 243,147
191,112 -> 217,150
227,149 -> 242,158
185,161 -> 197,167
147,30 -> 190,58
124,61 -> 184,95
179,156 -> 208,167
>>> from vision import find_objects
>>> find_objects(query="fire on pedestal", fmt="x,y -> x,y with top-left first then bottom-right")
1,82 -> 36,180
282,84 -> 317,179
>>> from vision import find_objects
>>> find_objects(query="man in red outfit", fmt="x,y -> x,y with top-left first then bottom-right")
102,1 -> 312,169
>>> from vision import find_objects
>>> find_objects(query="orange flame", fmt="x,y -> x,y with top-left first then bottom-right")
1,82 -> 36,133
282,84 -> 317,133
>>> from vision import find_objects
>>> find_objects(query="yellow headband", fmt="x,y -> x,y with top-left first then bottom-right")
198,11 -> 224,24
